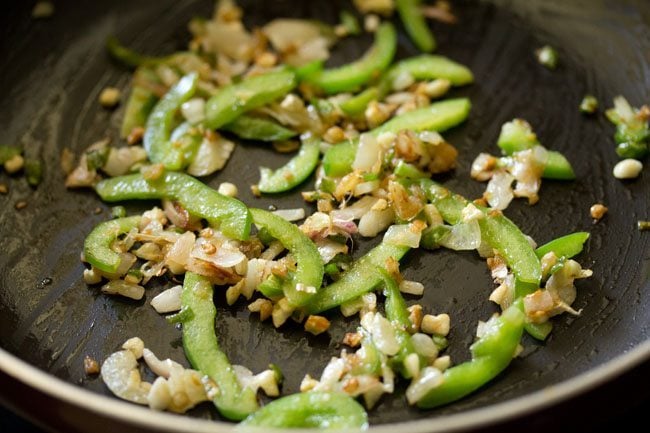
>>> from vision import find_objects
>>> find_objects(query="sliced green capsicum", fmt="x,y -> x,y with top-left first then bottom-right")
179,272 -> 259,420
324,97 -> 471,177
240,391 -> 368,429
95,172 -> 251,241
250,208 -> 324,307
205,70 -> 297,130
257,138 -> 320,193
83,216 -> 141,274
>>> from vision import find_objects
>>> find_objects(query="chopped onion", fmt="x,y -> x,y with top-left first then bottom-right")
411,333 -> 439,360
101,280 -> 145,300
162,200 -> 201,231
365,312 -> 399,356
202,21 -> 254,61
316,238 -> 348,263
399,280 -> 424,296
272,208 -> 305,222
263,19 -> 332,66
142,348 -> 183,379
331,196 -> 379,222
485,171 -> 515,210
103,146 -> 147,177
358,208 -> 395,238
439,220 -> 481,251
233,365 -> 280,397
101,350 -> 151,405
352,133 -> 381,172
191,238 -> 246,268
187,135 -> 234,177
180,98 -> 206,124
165,231 -> 196,274
353,180 -> 380,197
405,367 -> 443,405
384,224 -> 421,248
150,285 -> 183,314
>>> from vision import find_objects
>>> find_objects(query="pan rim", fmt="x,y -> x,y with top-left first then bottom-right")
1,340 -> 648,432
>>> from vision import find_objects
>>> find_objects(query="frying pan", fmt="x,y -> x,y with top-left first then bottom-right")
0,0 -> 648,432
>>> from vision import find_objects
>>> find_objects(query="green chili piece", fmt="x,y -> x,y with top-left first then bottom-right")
580,95 -> 598,114
95,172 -> 251,240
24,158 -> 43,186
387,55 -> 474,87
536,45 -> 558,70
381,271 -> 423,379
496,119 -> 575,180
143,73 -> 199,168
394,160 -> 429,179
106,36 -> 164,68
180,272 -> 258,420
258,138 -> 320,193
308,235 -> 410,314
396,0 -> 436,53
205,70 -> 297,129
293,60 -> 325,81
250,208 -> 323,307
324,98 -> 471,177
340,10 -> 361,36
0,146 -> 21,164
535,232 -> 590,259
339,87 -> 379,116
307,22 -> 397,94
416,303 -> 525,408
120,68 -> 160,138
83,216 -> 141,274
222,115 -> 297,142
421,181 -> 541,285
240,391 -> 368,429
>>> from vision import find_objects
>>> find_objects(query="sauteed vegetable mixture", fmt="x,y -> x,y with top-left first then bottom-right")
64,0 -> 623,429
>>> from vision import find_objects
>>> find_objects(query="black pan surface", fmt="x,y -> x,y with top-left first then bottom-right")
0,0 -> 649,431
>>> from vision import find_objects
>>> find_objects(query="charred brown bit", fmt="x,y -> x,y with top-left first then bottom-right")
343,332 -> 362,348
127,126 -> 145,145
84,355 -> 100,375
15,200 -> 27,210
304,315 -> 331,335
590,203 -> 608,222
0,183 -> 7,194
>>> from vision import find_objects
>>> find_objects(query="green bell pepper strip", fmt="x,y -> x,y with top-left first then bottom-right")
351,329 -> 383,376
205,70 -> 297,129
24,158 -> 43,186
164,122 -> 205,171
496,119 -> 575,180
120,67 -> 160,138
143,73 -> 199,168
535,232 -> 590,259
95,172 -> 251,241
306,22 -> 397,94
324,98 -> 471,177
83,216 -> 141,274
249,208 -> 324,307
180,272 -> 259,420
340,10 -> 361,36
293,60 -> 325,81
307,236 -> 410,314
381,270 -> 423,379
239,391 -> 368,429
339,87 -> 379,116
394,160 -> 429,179
383,55 -> 474,89
416,303 -> 525,408
106,36 -> 164,68
0,145 -> 21,164
222,115 -> 297,142
396,0 -> 436,53
420,181 -> 541,285
258,138 -> 320,193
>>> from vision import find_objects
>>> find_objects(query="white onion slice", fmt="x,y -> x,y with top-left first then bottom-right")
406,367 -> 443,405
101,350 -> 151,405
181,98 -> 206,124
352,133 -> 381,172
439,220 -> 481,251
150,285 -> 183,314
384,224 -> 421,248
272,208 -> 305,222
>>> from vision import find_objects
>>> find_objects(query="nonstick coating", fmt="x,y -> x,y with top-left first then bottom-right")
0,0 -> 649,431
